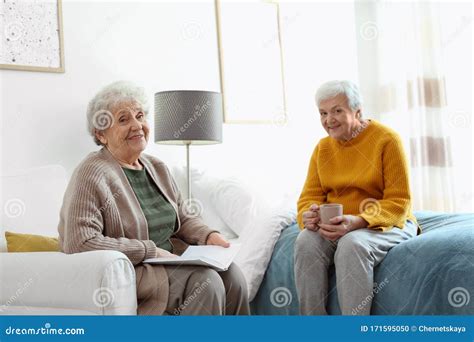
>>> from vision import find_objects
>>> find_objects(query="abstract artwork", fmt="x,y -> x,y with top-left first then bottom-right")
0,0 -> 64,72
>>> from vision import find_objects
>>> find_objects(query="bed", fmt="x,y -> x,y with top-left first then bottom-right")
250,211 -> 474,315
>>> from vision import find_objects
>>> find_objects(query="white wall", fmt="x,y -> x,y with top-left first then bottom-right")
1,0 -> 359,213
1,0 -> 221,174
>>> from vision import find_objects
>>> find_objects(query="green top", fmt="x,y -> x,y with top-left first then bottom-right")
122,166 -> 177,252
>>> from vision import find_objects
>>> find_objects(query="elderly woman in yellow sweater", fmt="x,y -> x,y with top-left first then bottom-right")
295,80 -> 418,315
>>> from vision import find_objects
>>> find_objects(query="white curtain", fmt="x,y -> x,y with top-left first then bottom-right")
354,1 -> 472,212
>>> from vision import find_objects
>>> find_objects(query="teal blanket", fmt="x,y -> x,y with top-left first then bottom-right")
251,211 -> 474,315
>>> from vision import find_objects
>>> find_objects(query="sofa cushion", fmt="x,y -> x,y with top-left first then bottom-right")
5,231 -> 59,252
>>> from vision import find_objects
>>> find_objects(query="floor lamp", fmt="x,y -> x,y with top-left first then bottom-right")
154,90 -> 223,199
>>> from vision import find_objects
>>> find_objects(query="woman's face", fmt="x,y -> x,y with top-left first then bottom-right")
96,100 -> 149,158
318,94 -> 361,141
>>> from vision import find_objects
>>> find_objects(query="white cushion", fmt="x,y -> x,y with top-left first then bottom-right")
170,166 -> 237,239
210,176 -> 271,236
171,166 -> 272,238
234,204 -> 296,301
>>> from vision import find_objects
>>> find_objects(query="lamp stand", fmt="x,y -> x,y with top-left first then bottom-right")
186,142 -> 192,200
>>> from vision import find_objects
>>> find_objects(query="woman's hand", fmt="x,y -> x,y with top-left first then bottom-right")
155,247 -> 178,258
318,215 -> 368,241
302,204 -> 321,231
206,232 -> 230,248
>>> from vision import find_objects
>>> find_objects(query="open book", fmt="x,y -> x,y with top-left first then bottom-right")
143,243 -> 241,272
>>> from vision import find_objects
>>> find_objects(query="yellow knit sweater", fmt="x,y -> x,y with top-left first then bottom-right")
297,120 -> 417,232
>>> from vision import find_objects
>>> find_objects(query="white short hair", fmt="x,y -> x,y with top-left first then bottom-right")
315,80 -> 363,112
86,80 -> 149,146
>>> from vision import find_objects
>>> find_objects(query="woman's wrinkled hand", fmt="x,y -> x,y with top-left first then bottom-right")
302,204 -> 321,231
318,215 -> 368,241
206,232 -> 230,248
155,247 -> 178,258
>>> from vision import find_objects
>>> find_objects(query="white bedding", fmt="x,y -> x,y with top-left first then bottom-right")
231,206 -> 296,301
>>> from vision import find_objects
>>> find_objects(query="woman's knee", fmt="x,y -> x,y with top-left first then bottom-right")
295,229 -> 325,256
223,263 -> 247,287
221,263 -> 248,298
335,233 -> 370,263
187,267 -> 226,302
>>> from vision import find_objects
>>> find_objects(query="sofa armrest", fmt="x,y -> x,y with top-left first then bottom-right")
0,250 -> 137,315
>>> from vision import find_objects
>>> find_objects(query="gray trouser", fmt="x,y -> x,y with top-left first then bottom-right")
294,221 -> 417,315
164,262 -> 250,315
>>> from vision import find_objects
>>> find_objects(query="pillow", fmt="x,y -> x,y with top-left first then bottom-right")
209,177 -> 271,236
234,205 -> 296,301
170,166 -> 238,239
171,166 -> 278,237
5,231 -> 60,252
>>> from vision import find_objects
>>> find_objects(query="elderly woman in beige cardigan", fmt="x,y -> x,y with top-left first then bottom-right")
58,81 -> 249,315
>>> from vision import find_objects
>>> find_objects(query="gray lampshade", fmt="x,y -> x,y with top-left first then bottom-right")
154,90 -> 223,145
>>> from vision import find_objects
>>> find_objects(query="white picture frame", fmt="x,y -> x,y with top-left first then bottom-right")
215,0 -> 287,124
0,0 -> 65,73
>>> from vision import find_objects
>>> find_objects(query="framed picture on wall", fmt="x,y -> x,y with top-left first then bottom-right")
0,0 -> 65,73
215,0 -> 287,124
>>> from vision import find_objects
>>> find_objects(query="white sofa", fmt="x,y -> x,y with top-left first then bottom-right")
0,164 -> 242,315
1,163 -> 295,315
0,165 -> 137,315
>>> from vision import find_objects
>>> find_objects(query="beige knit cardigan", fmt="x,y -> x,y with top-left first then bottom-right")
58,147 -> 217,315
